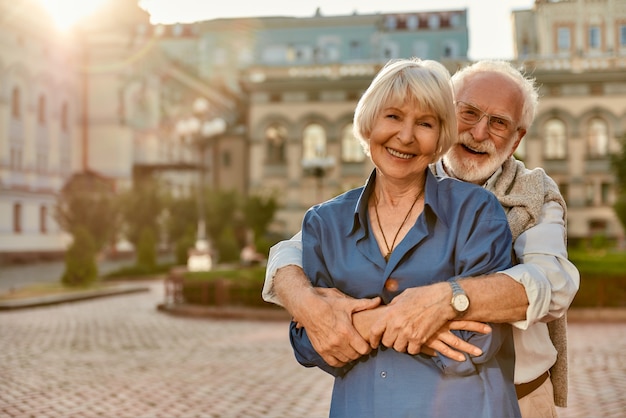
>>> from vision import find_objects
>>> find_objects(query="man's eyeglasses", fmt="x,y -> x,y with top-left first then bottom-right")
455,101 -> 517,139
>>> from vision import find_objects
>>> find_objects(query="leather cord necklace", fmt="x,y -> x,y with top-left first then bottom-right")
373,187 -> 424,262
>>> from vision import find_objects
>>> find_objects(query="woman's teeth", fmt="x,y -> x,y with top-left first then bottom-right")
387,148 -> 414,159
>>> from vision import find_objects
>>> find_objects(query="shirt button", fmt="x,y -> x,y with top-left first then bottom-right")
384,278 -> 399,292
380,371 -> 387,378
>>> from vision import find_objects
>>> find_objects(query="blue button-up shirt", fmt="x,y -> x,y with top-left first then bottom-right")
290,169 -> 520,418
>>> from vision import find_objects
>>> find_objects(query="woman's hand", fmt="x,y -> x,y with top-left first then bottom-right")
421,320 -> 491,361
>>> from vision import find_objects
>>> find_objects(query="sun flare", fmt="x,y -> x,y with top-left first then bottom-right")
38,0 -> 108,30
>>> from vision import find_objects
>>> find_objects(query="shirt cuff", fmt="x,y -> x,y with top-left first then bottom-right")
497,264 -> 551,330
261,238 -> 303,306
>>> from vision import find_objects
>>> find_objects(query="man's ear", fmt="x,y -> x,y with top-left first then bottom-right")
509,128 -> 526,157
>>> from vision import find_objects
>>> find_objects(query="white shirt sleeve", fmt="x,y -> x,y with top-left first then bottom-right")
261,231 -> 303,306
499,201 -> 580,330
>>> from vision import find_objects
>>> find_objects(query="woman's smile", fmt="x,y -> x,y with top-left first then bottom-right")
386,147 -> 415,159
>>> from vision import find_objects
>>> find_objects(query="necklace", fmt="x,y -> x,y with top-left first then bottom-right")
373,188 -> 424,262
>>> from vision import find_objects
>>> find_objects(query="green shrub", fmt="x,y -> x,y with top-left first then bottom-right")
61,227 -> 98,287
180,266 -> 275,308
136,227 -> 157,269
569,249 -> 626,307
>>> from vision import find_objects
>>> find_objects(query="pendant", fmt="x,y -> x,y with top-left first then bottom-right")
384,252 -> 391,262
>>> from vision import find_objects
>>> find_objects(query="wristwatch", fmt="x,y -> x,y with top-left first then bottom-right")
449,278 -> 470,318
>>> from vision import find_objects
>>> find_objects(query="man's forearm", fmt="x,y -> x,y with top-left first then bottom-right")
273,265 -> 316,320
460,273 -> 528,323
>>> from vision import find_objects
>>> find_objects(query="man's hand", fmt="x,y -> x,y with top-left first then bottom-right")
369,283 -> 454,354
291,286 -> 381,367
421,320 -> 491,361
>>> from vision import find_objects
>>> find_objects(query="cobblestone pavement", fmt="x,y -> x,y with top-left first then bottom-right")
1,282 -> 624,418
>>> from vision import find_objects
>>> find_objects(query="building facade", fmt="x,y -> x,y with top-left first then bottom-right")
1,1 -> 624,262
0,0 -> 78,260
513,0 -> 626,241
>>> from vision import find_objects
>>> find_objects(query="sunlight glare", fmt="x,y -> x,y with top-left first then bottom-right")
38,0 -> 108,30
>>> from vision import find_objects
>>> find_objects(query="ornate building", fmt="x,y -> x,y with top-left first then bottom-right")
1,0 -> 623,262
513,0 -> 626,242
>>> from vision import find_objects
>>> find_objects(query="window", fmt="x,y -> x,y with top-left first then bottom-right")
587,117 -> 609,158
38,95 -> 46,125
413,41 -> 429,58
10,146 -> 23,170
341,124 -> 365,163
620,25 -> 626,47
385,16 -> 397,30
586,182 -> 595,206
589,26 -> 601,49
442,41 -> 459,58
559,183 -> 569,203
13,203 -> 22,233
61,102 -> 69,131
349,40 -> 362,60
381,42 -> 399,60
407,15 -> 418,30
428,14 -> 440,29
557,27 -> 571,52
543,118 -> 567,159
36,152 -> 47,174
265,124 -> 287,164
40,205 -> 47,233
11,87 -> 21,119
601,182 -> 613,205
302,123 -> 327,161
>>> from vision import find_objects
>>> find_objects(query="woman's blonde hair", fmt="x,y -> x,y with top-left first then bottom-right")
353,58 -> 457,163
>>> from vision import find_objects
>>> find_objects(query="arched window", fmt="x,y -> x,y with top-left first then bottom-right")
11,87 -> 21,119
265,123 -> 287,164
38,94 -> 46,125
543,118 -> 567,159
13,203 -> 22,233
587,117 -> 609,158
40,205 -> 47,233
341,124 -> 365,163
61,102 -> 69,132
302,123 -> 327,161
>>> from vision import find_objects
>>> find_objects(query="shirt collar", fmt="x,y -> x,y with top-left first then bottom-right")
348,168 -> 442,237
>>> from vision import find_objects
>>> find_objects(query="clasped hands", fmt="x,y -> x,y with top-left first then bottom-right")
294,286 -> 491,368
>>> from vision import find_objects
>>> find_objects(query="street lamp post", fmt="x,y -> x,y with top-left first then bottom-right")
302,157 -> 336,202
175,98 -> 226,271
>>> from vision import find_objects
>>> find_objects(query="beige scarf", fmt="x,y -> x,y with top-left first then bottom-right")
493,156 -> 569,407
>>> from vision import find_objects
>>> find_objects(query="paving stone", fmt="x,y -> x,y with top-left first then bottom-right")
0,282 -> 624,417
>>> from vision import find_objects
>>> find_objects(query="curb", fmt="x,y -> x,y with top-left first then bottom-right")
156,302 -> 291,321
0,283 -> 150,311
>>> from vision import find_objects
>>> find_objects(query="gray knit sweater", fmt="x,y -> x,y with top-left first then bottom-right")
492,156 -> 569,407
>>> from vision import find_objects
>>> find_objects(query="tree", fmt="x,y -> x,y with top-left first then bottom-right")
165,188 -> 279,265
61,226 -> 98,286
54,171 -> 118,253
611,133 -> 626,232
242,193 -> 278,253
136,226 -> 157,270
117,175 -> 167,265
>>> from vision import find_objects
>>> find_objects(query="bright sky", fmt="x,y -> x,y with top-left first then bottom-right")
39,0 -> 536,60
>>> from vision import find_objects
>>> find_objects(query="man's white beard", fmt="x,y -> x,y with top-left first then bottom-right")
443,131 -> 514,184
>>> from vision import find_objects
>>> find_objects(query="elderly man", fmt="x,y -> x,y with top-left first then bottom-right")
262,60 -> 579,418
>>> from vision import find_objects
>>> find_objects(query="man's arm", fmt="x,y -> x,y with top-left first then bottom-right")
381,201 -> 579,357
503,201 -> 580,328
263,233 -> 379,366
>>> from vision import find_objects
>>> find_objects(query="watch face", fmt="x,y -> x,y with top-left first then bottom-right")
453,294 -> 470,312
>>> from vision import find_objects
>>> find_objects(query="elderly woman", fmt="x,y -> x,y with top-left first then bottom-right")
289,58 -> 520,417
